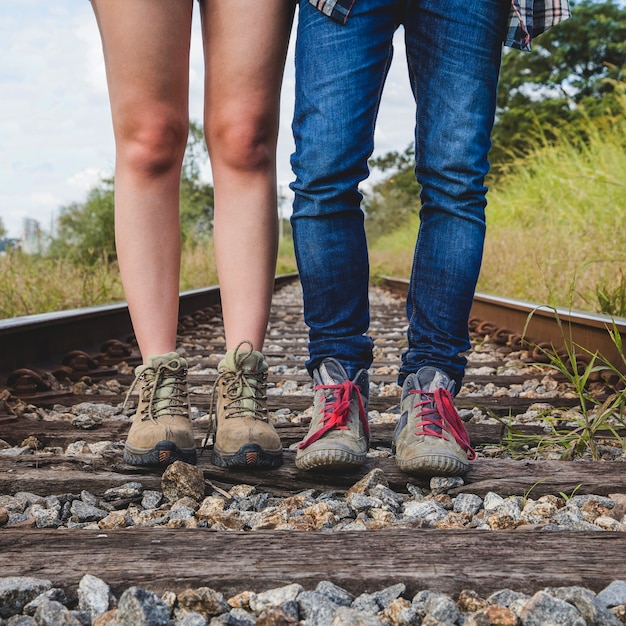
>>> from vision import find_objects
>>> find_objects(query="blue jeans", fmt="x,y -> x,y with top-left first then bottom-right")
290,0 -> 509,390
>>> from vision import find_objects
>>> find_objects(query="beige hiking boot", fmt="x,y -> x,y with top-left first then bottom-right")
210,341 -> 283,469
124,352 -> 197,466
393,366 -> 476,476
295,359 -> 369,471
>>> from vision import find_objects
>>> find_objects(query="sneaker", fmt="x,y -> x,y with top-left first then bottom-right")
210,341 -> 283,469
393,367 -> 476,476
295,359 -> 369,471
124,352 -> 197,466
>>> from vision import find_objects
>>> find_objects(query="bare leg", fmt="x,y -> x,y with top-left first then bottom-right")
200,0 -> 294,352
91,0 -> 193,361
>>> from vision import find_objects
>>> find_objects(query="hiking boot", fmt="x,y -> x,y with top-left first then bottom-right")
210,341 -> 283,469
393,366 -> 476,476
295,359 -> 369,471
124,352 -> 197,466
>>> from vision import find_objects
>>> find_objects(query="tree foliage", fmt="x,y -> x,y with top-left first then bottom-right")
491,0 -> 626,167
363,145 -> 420,241
49,121 -> 215,264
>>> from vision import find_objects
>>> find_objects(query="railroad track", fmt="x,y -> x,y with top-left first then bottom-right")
2,276 -> 626,624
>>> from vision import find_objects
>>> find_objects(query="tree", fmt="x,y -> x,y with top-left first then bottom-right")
0,217 -> 6,238
491,0 -> 626,167
48,178 -> 116,264
180,121 -> 215,242
362,145 -> 420,241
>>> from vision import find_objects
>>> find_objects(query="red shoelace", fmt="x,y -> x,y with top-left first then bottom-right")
298,380 -> 369,450
411,387 -> 477,460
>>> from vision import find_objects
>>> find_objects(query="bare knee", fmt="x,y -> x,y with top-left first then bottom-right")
207,113 -> 275,173
117,113 -> 189,179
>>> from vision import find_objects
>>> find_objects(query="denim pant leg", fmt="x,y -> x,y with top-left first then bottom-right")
290,0 -> 399,378
398,0 -> 510,390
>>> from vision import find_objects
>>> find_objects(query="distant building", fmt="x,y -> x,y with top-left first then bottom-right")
21,218 -> 43,254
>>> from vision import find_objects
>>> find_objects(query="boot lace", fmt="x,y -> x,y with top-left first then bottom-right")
124,358 -> 189,422
202,341 -> 268,450
298,380 -> 369,450
411,387 -> 476,460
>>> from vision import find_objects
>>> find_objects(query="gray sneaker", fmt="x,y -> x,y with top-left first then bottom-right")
295,359 -> 369,471
393,367 -> 475,476
124,352 -> 196,466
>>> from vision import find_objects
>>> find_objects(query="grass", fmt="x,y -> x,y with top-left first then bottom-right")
370,92 -> 626,315
0,234 -> 298,320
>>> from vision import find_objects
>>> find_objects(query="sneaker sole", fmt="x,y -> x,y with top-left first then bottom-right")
212,443 -> 283,469
124,440 -> 197,466
396,453 -> 469,477
295,448 -> 366,472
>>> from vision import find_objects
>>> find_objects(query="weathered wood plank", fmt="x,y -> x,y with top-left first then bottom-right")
1,455 -> 625,499
0,419 -> 536,449
1,528 -> 625,601
12,393 -> 584,417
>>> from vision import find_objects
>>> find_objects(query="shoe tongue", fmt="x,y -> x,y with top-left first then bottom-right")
314,359 -> 349,386
415,367 -> 453,393
220,348 -> 267,374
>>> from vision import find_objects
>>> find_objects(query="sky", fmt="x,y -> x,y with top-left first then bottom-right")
0,1 -> 416,239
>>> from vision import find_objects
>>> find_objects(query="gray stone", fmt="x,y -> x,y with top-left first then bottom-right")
430,476 -> 464,494
77,574 -> 111,618
486,588 -> 530,608
70,500 -> 108,523
453,493 -> 483,515
315,581 -> 354,607
7,617 -> 36,625
29,506 -> 61,529
72,402 -> 120,420
351,594 -> 381,615
371,584 -> 406,610
415,591 -> 460,624
597,581 -> 626,608
208,608 -> 254,625
369,484 -> 405,511
103,483 -> 144,501
249,584 -> 303,614
116,587 -> 170,626
297,590 -> 342,626
553,506 -> 603,531
543,585 -> 623,625
32,600 -> 81,625
141,491 -> 164,509
482,492 -> 505,512
329,607 -> 385,626
0,577 -> 53,619
175,611 -> 209,625
346,493 -> 382,514
402,501 -> 448,525
80,491 -> 98,507
23,589 -> 67,616
519,590 -> 586,626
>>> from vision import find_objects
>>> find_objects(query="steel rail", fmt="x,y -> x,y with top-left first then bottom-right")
0,273 -> 298,377
380,275 -> 626,373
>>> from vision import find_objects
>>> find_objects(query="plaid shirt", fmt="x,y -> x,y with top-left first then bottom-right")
308,0 -> 570,51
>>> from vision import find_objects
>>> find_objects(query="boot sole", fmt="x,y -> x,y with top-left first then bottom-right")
295,448 -> 366,472
395,453 -> 468,477
212,443 -> 283,469
124,440 -> 197,466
